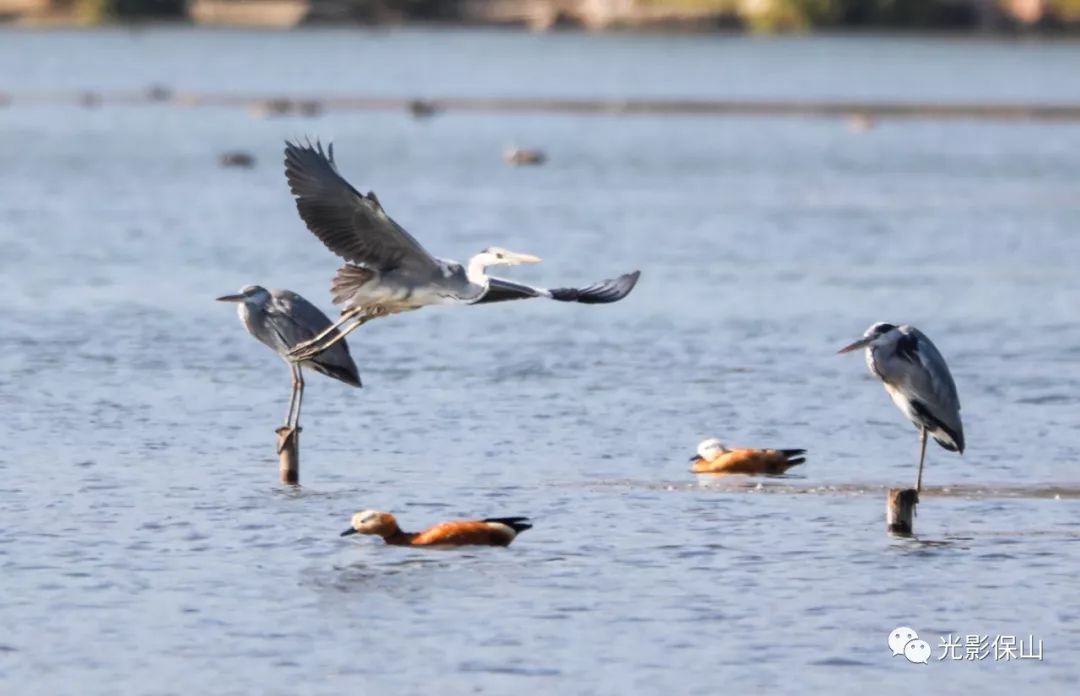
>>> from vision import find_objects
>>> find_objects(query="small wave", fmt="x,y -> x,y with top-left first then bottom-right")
458,661 -> 561,677
554,478 -> 1080,500
1016,394 -> 1076,405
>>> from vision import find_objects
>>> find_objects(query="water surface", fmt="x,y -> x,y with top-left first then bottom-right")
2,28 -> 1080,694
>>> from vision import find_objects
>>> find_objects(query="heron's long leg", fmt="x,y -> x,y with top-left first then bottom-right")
285,363 -> 301,427
915,427 -> 928,492
289,308 -> 387,362
292,365 -> 305,429
286,307 -> 363,360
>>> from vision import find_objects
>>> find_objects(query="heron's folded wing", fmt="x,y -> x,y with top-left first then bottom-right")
269,290 -> 335,342
892,327 -> 964,447
284,140 -> 440,274
902,329 -> 962,412
269,290 -> 362,387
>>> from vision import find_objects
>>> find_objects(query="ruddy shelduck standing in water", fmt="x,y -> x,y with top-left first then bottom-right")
340,510 -> 532,547
689,439 -> 806,475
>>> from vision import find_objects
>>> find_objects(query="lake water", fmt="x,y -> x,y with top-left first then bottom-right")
2,27 -> 1080,694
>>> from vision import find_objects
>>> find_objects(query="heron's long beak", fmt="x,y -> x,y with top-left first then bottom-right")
507,251 -> 542,265
689,454 -> 703,463
340,528 -> 358,537
837,337 -> 872,354
216,293 -> 245,303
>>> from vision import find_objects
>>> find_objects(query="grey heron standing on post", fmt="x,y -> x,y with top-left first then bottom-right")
216,285 -> 361,429
838,322 -> 964,491
281,140 -> 641,361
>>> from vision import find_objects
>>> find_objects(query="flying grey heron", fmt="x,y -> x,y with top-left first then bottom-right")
838,322 -> 964,491
281,140 -> 641,361
216,285 -> 361,429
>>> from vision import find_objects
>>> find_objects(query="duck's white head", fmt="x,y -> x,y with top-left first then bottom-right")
694,438 -> 728,462
340,510 -> 398,538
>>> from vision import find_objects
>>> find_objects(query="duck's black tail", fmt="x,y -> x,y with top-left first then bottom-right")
779,449 -> 806,467
484,517 -> 533,534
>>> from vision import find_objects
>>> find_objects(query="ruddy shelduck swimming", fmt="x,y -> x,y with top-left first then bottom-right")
340,510 -> 532,547
689,438 -> 806,475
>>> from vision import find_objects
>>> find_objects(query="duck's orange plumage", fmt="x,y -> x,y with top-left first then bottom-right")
690,438 -> 805,475
340,510 -> 531,547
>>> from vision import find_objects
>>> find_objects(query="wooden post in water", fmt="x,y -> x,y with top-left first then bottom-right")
276,426 -> 301,485
886,488 -> 918,536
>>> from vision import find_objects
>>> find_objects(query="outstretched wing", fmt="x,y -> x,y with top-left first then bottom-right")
549,270 -> 641,304
471,270 -> 641,305
284,140 -> 440,275
267,289 -> 362,388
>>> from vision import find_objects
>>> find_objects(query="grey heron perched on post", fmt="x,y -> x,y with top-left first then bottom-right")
216,285 -> 361,429
281,140 -> 641,361
838,322 -> 964,491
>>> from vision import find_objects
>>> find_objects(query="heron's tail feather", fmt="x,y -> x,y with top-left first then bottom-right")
784,457 -> 806,468
778,449 -> 806,458
927,415 -> 964,453
549,270 -> 641,304
331,265 -> 376,305
309,360 -> 362,388
933,432 -> 963,453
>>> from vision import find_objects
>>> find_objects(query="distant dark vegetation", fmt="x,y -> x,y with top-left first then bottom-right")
26,1 -> 1080,32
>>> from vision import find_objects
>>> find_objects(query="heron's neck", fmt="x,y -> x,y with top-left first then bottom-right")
466,257 -> 493,287
237,302 -> 255,327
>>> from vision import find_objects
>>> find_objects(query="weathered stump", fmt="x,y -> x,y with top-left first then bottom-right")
275,426 -> 301,485
886,488 -> 918,536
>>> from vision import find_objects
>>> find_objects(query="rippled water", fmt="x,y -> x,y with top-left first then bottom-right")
2,28 -> 1080,694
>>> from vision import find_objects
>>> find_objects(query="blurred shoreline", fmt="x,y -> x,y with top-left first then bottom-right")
6,90 -> 1080,124
4,0 -> 1080,35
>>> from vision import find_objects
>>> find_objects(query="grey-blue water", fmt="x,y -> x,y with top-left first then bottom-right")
2,28 -> 1080,694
